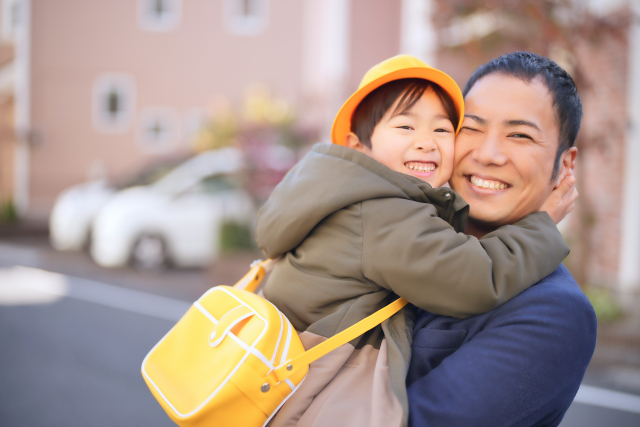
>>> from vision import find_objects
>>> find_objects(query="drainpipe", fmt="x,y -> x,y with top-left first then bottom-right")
13,0 -> 31,217
301,0 -> 351,142
401,0 -> 436,65
619,0 -> 640,291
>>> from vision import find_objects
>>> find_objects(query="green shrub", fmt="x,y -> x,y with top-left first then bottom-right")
0,199 -> 17,223
584,286 -> 623,323
220,221 -> 254,253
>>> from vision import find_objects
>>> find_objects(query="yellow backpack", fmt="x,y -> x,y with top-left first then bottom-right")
142,260 -> 407,427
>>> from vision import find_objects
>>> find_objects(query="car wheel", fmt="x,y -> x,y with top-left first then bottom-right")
131,235 -> 168,271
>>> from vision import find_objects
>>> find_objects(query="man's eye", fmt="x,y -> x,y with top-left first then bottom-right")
460,126 -> 480,133
510,133 -> 533,140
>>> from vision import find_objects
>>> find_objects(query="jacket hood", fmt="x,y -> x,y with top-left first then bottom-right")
255,143 -> 468,259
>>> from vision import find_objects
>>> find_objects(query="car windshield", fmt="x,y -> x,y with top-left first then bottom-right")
199,175 -> 239,193
112,157 -> 189,190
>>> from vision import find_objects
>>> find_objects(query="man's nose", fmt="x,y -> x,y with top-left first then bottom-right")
472,133 -> 508,166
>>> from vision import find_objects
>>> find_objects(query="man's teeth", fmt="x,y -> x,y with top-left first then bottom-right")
470,176 -> 508,190
406,162 -> 436,172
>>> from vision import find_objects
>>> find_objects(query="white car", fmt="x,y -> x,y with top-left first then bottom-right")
49,180 -> 115,252
49,158 -> 184,252
90,148 -> 255,269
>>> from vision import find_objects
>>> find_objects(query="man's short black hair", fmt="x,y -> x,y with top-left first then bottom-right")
463,51 -> 582,181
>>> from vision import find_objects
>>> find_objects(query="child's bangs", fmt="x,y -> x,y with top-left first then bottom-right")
391,81 -> 459,130
390,82 -> 428,118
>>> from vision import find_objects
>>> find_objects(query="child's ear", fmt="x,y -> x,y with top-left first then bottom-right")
345,132 -> 367,153
555,147 -> 578,188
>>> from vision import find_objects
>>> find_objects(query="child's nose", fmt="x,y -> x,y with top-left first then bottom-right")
414,136 -> 436,152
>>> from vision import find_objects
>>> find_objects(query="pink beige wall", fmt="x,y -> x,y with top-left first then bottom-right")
0,48 -> 13,207
347,0 -> 402,93
28,0 -> 305,217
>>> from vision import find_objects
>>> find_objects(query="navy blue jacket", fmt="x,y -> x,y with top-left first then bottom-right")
407,265 -> 597,427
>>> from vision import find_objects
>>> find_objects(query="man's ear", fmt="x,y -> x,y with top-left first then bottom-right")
345,132 -> 367,153
555,147 -> 578,188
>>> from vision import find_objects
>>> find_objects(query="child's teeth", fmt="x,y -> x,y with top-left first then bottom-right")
406,161 -> 436,172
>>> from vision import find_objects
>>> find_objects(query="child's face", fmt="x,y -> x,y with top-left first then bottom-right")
358,89 -> 455,188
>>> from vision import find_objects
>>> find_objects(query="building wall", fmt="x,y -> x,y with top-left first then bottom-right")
347,0 -> 402,93
0,94 -> 14,206
0,0 -> 14,209
28,0 -> 305,218
566,32 -> 629,288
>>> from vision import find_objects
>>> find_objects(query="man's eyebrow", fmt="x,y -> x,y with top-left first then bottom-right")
464,114 -> 488,125
503,119 -> 541,131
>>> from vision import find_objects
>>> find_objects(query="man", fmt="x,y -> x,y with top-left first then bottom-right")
407,52 -> 597,426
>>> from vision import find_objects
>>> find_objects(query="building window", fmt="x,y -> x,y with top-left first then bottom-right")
137,107 -> 180,154
224,0 -> 269,36
1,0 -> 20,42
138,0 -> 181,32
92,74 -> 136,134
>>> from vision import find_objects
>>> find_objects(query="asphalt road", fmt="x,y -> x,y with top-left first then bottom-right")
0,296 -> 176,426
1,240 -> 640,426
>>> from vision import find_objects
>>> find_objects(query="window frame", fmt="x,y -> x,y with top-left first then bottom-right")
224,0 -> 270,36
137,0 -> 182,32
136,106 -> 181,154
92,73 -> 136,134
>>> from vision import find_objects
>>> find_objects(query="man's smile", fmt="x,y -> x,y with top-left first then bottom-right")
467,174 -> 511,191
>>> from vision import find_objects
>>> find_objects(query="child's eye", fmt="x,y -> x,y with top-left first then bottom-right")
434,128 -> 451,133
397,125 -> 413,130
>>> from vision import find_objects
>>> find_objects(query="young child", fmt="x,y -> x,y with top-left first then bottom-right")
255,55 -> 574,427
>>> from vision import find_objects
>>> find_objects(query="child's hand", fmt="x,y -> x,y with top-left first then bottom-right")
540,172 -> 578,224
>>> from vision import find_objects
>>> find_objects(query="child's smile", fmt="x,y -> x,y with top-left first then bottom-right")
405,161 -> 437,177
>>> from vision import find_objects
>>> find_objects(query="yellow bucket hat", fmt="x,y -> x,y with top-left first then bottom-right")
331,54 -> 465,145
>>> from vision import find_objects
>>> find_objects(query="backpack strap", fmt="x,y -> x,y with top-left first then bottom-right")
272,296 -> 407,382
232,259 -> 408,384
232,259 -> 276,293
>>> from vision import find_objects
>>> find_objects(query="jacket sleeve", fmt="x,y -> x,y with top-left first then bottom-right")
406,277 -> 597,427
361,198 -> 569,317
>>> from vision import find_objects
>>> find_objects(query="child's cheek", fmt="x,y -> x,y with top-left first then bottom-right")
437,140 -> 456,186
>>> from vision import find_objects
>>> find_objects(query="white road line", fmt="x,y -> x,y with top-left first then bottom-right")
1,265 -> 191,321
573,384 -> 640,414
65,275 -> 191,321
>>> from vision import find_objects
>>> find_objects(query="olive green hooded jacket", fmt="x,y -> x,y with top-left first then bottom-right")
256,143 -> 569,427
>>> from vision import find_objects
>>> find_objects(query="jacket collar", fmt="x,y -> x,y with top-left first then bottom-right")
317,144 -> 469,232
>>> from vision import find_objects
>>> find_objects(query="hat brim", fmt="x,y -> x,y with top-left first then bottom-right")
331,67 -> 465,145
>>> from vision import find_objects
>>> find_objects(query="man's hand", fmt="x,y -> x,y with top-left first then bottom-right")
540,171 -> 578,224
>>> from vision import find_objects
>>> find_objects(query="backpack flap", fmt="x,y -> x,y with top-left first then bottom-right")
142,284 -> 308,427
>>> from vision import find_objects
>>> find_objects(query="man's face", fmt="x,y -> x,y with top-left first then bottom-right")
450,74 -> 561,227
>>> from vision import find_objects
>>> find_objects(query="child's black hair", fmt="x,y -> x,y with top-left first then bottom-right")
351,78 -> 459,149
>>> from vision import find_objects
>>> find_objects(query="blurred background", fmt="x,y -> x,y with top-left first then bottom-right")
1,0 -> 640,425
